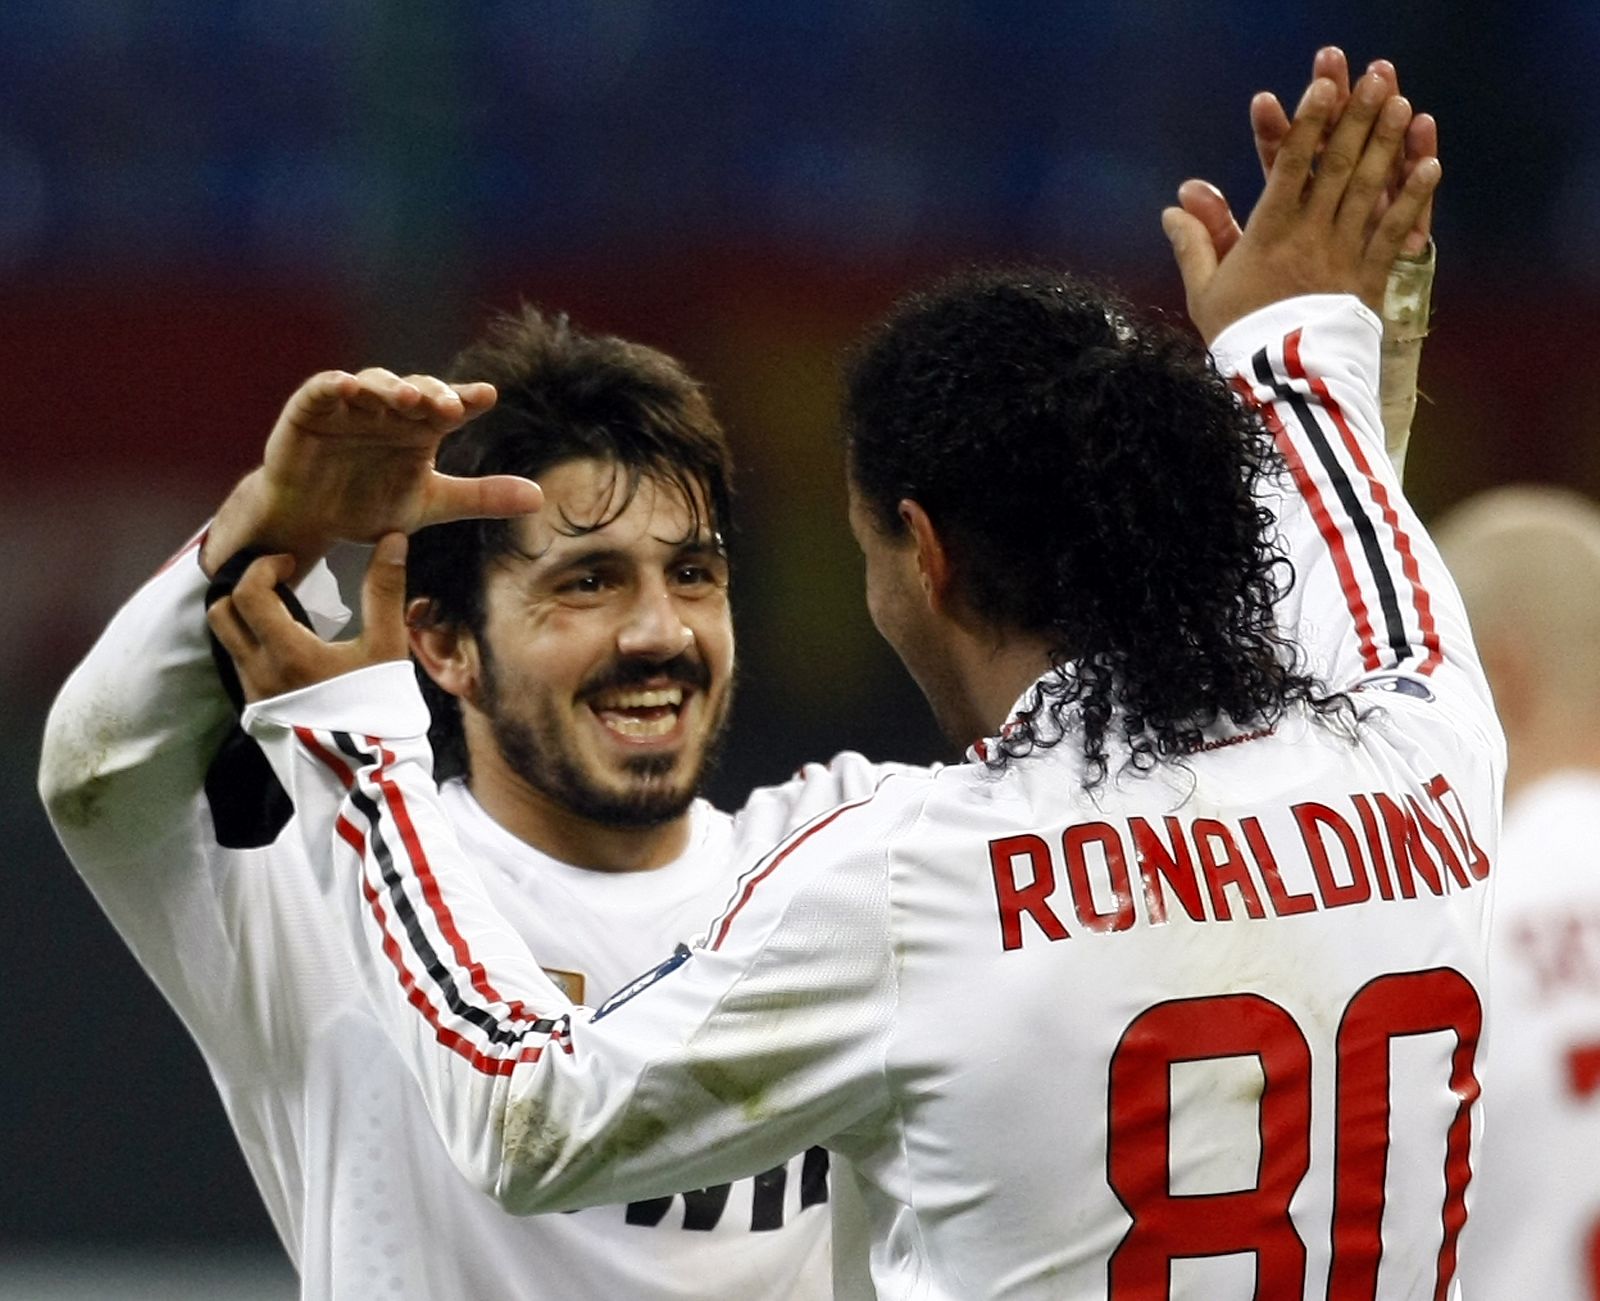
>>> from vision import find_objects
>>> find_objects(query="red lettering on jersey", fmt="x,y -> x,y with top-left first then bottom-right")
1374,794 -> 1445,898
1424,774 -> 1491,882
1192,819 -> 1267,921
989,833 -> 1069,952
1406,794 -> 1471,890
1129,817 -> 1206,925
1329,970 -> 1481,1299
1349,795 -> 1396,901
1294,803 -> 1373,910
1063,822 -> 1136,934
1241,815 -> 1316,916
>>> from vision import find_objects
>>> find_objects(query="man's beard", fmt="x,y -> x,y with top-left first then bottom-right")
479,646 -> 731,830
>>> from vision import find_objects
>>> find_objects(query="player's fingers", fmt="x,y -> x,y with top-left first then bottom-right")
1364,58 -> 1399,98
1364,158 -> 1443,295
422,473 -> 544,528
228,553 -> 302,642
360,533 -> 412,662
402,373 -> 471,428
1250,93 -> 1291,180
1313,46 -> 1352,123
1306,71 -> 1388,220
451,381 -> 498,418
287,370 -> 362,417
1399,113 -> 1438,253
206,594 -> 260,658
1335,94 -> 1412,248
1178,179 -> 1243,259
346,368 -> 426,418
1257,78 -> 1338,222
1161,205 -> 1220,304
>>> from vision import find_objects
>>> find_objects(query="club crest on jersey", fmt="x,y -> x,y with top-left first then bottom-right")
541,967 -> 586,1005
593,944 -> 692,1021
1358,673 -> 1435,702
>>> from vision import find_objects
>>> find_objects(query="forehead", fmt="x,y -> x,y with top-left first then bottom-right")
512,457 -> 713,558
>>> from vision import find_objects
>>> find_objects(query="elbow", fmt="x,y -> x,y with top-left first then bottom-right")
38,703 -> 96,833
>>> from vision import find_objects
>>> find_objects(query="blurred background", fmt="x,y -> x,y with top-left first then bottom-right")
3,0 -> 1596,1294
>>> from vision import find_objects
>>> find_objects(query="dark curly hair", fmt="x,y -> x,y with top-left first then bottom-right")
843,266 -> 1345,783
408,304 -> 733,780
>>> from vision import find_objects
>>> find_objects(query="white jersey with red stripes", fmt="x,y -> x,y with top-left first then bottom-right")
1463,772 -> 1600,1300
244,293 -> 1504,1300
37,547 -> 903,1300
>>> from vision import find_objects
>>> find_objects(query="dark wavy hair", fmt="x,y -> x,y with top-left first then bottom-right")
408,305 -> 733,780
843,266 -> 1345,783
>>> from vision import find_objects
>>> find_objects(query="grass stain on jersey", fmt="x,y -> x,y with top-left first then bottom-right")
498,1095 -> 669,1211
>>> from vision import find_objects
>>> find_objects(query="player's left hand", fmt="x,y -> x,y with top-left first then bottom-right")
1164,70 -> 1441,342
208,532 -> 413,703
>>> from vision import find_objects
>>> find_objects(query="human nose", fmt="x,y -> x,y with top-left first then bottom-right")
615,581 -> 694,662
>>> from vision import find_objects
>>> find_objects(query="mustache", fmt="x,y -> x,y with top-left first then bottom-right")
579,652 -> 711,699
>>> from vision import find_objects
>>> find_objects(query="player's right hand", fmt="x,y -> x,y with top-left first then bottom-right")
1164,70 -> 1441,342
208,532 -> 413,703
201,368 -> 542,581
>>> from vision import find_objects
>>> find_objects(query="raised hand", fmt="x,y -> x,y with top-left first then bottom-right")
1179,48 -> 1436,265
200,368 -> 543,580
208,533 -> 413,702
1163,71 -> 1442,342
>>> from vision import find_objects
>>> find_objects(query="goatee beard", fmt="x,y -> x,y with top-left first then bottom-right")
480,650 -> 728,830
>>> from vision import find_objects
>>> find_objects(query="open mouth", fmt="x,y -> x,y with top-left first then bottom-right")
587,685 -> 687,740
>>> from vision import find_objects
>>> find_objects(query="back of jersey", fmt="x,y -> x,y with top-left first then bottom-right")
875,690 -> 1493,1299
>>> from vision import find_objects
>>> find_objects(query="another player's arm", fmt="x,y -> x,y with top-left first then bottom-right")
219,541 -> 899,1213
1179,45 -> 1437,476
1164,71 -> 1490,721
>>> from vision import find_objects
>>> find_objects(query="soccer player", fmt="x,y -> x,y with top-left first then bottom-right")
215,67 -> 1496,1298
1436,488 -> 1600,1300
36,314 -> 860,1299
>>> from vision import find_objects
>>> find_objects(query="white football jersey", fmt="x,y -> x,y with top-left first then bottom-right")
245,294 -> 1505,1300
38,545 -> 884,1300
1464,772 -> 1600,1300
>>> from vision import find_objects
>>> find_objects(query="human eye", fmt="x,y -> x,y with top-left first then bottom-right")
672,556 -> 727,593
555,570 -> 610,599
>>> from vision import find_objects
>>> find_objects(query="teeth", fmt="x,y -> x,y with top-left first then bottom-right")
592,687 -> 683,710
598,712 -> 677,738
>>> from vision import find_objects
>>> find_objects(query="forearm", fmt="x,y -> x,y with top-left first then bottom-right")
40,535 -> 238,860
244,664 -> 894,1212
1377,242 -> 1436,479
1212,294 -> 1488,707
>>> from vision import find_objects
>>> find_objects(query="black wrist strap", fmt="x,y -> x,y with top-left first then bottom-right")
202,547 -> 316,849
203,547 -> 316,716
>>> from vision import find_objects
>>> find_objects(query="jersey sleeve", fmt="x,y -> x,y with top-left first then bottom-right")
1210,294 -> 1500,748
36,530 -> 350,1076
243,663 -> 903,1214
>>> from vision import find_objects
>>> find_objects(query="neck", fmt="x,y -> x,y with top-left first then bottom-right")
465,748 -> 692,873
940,620 -> 1057,746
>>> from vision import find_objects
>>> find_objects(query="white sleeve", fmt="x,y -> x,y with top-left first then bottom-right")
1210,295 -> 1499,745
244,664 -> 903,1214
37,529 -> 350,1074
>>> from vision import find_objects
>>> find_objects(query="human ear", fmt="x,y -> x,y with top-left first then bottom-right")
897,499 -> 953,614
406,597 -> 481,701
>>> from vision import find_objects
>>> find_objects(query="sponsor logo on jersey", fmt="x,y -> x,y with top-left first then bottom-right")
593,943 -> 692,1021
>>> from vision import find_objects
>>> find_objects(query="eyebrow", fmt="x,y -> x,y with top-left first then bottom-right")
534,534 -> 727,579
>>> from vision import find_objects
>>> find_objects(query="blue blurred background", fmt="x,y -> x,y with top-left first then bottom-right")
4,1 -> 1596,1293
